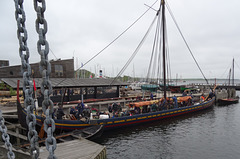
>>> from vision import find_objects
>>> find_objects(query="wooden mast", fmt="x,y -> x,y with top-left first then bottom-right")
232,58 -> 234,86
162,0 -> 167,99
228,68 -> 231,86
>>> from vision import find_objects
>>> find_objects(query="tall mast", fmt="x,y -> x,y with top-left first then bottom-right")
162,0 -> 167,99
232,58 -> 234,86
229,68 -> 231,86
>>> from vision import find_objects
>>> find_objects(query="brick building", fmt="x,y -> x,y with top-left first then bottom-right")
0,60 -> 9,67
0,58 -> 74,78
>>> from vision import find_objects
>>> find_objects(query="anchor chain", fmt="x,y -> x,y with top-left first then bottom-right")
33,0 -> 57,158
13,0 -> 39,158
0,111 -> 15,159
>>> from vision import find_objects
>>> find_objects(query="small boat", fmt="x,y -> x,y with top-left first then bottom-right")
168,85 -> 181,93
71,125 -> 104,140
217,58 -> 239,105
218,97 -> 239,106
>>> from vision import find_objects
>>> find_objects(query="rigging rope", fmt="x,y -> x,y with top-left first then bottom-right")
13,0 -> 39,158
76,0 -> 159,71
33,0 -> 57,158
146,7 -> 162,82
165,2 -> 210,85
110,13 -> 158,86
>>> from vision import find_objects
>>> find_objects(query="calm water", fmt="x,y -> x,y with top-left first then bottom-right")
95,91 -> 240,159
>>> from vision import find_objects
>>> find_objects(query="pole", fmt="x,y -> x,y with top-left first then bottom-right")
162,0 -> 167,99
232,58 -> 234,86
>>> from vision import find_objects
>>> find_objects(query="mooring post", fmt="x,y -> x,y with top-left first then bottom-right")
16,127 -> 20,145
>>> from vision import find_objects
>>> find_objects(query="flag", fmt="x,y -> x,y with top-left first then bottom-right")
33,79 -> 37,91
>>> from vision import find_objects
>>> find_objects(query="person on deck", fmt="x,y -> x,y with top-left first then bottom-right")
56,104 -> 65,120
172,95 -> 178,108
82,104 -> 91,123
200,94 -> 205,103
206,91 -> 215,100
160,98 -> 167,110
147,105 -> 151,112
182,91 -> 187,96
70,106 -> 77,118
150,93 -> 154,100
112,102 -> 119,114
190,93 -> 194,104
108,104 -> 113,113
151,102 -> 157,112
76,102 -> 84,119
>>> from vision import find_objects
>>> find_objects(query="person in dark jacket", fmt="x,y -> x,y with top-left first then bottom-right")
56,104 -> 65,120
82,104 -> 91,123
70,106 -> 77,118
112,103 -> 118,114
76,102 -> 84,119
108,104 -> 113,113
172,95 -> 178,108
150,93 -> 154,100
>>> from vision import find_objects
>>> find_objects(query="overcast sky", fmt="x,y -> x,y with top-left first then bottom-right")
1,0 -> 240,79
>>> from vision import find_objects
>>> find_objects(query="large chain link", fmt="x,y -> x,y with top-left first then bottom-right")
13,0 -> 39,158
0,111 -> 15,159
33,0 -> 57,158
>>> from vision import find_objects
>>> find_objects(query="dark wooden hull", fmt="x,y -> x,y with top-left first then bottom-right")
71,125 -> 104,140
169,86 -> 181,93
17,97 -> 215,132
218,98 -> 239,106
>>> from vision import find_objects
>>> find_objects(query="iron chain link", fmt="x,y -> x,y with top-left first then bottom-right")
0,111 -> 15,159
33,0 -> 57,158
13,0 -> 40,158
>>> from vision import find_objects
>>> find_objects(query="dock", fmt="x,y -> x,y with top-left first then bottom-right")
0,121 -> 106,159
0,138 -> 106,159
39,138 -> 106,159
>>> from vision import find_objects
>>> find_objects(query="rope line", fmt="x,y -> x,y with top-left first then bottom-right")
166,2 -> 210,85
76,0 -> 159,71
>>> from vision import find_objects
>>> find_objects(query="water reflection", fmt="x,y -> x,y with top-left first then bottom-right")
95,96 -> 240,159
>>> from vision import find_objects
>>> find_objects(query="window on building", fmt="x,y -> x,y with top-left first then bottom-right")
55,65 -> 63,76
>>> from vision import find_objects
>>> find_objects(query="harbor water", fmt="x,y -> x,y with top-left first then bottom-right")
95,91 -> 240,159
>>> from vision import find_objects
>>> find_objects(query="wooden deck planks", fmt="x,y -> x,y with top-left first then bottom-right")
39,138 -> 106,159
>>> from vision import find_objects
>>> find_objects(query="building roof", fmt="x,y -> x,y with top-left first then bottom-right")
1,78 -> 128,89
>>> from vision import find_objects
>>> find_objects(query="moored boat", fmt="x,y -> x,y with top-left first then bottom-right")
15,0 -> 216,135
218,97 -> 239,106
217,58 -> 239,106
17,95 -> 215,131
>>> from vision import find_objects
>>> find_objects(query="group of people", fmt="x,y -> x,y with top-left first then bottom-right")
128,94 -> 194,116
54,91 -> 215,121
108,102 -> 124,117
69,102 -> 91,121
